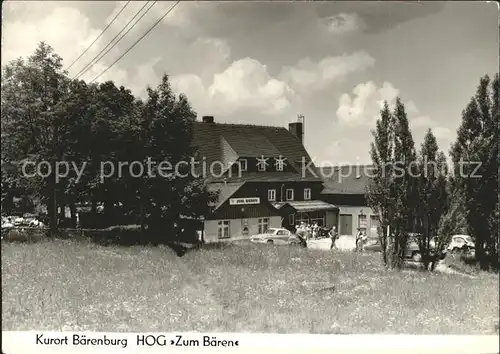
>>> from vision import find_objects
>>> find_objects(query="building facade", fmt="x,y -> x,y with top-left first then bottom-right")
320,166 -> 379,238
193,116 -> 339,243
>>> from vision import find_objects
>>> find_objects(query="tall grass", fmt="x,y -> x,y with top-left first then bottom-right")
2,239 -> 498,333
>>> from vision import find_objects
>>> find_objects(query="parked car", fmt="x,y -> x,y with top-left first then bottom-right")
405,234 -> 449,261
13,216 -> 24,227
250,228 -> 298,245
1,215 -> 45,229
29,219 -> 45,228
1,216 -> 14,229
447,235 -> 475,254
405,233 -> 425,261
362,234 -> 446,262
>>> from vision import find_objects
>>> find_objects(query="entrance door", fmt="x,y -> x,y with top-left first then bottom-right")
339,214 -> 353,236
241,219 -> 249,237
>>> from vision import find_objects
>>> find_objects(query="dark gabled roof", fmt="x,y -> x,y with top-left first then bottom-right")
193,121 -> 320,182
206,182 -> 245,209
222,132 -> 281,157
320,165 -> 374,195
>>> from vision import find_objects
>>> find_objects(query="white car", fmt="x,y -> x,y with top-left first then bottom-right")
447,235 -> 475,253
29,219 -> 45,228
2,216 -> 15,228
13,217 -> 24,226
250,228 -> 296,245
1,220 -> 14,229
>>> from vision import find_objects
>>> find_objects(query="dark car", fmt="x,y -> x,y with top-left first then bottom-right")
361,234 -> 447,262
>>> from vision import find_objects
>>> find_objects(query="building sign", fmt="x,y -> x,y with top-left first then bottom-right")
229,197 -> 260,205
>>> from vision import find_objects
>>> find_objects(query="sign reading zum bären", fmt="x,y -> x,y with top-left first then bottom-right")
229,197 -> 260,205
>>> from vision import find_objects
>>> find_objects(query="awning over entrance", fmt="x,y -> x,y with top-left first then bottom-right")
272,200 -> 338,213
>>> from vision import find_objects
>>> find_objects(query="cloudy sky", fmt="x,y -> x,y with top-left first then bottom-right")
2,1 -> 498,165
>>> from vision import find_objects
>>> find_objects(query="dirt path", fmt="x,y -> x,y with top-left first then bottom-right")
335,235 -> 357,251
436,263 -> 477,277
403,260 -> 478,278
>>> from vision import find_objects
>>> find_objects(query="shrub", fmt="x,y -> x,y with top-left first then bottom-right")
2,227 -> 48,243
87,225 -> 144,246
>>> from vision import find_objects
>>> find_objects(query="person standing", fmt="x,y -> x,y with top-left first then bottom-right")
356,228 -> 368,251
296,223 -> 307,247
355,228 -> 362,251
312,223 -> 318,239
360,230 -> 368,250
329,226 -> 338,250
305,223 -> 311,240
298,222 -> 306,236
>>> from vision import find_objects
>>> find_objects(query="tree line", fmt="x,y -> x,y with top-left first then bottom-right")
1,42 -> 498,269
1,42 -> 217,241
368,75 -> 499,271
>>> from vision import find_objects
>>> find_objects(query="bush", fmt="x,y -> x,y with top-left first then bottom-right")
1,223 -> 203,248
87,225 -> 144,246
1,227 -> 49,243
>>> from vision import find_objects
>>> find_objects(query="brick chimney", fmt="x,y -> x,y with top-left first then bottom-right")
288,121 -> 303,144
202,116 -> 214,124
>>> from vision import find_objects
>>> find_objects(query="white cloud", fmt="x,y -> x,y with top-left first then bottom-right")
410,117 -> 454,149
1,2 -> 133,88
336,81 -> 450,146
336,81 -> 400,126
433,127 -> 453,141
170,73 -> 208,109
279,51 -> 375,92
319,13 -> 365,35
125,57 -> 163,98
410,115 -> 434,128
1,5 -> 102,67
1,2 -> 234,100
171,58 -> 297,116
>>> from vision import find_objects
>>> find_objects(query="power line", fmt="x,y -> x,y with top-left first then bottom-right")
90,1 -> 180,84
65,1 -> 131,71
72,1 -> 155,81
73,1 -> 155,80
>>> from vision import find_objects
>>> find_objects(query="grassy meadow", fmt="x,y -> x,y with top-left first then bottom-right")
2,239 -> 499,334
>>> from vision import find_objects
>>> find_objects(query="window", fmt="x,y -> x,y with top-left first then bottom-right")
217,220 -> 230,239
239,159 -> 248,172
304,188 -> 311,200
286,189 -> 294,201
277,230 -> 290,236
258,218 -> 269,234
370,215 -> 379,230
310,217 -> 325,227
268,189 -> 276,201
358,214 -> 367,230
257,161 -> 266,171
296,215 -> 308,225
289,214 -> 295,225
